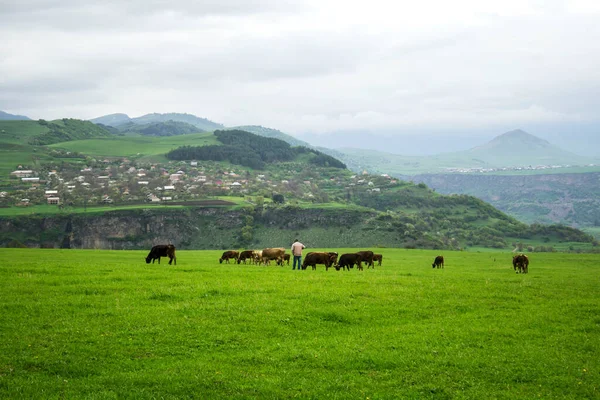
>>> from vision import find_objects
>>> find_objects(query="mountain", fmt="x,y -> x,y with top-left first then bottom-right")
462,129 -> 585,167
0,111 -> 31,121
229,125 -> 312,147
89,113 -> 131,126
334,129 -> 596,175
90,112 -> 224,132
118,121 -> 204,136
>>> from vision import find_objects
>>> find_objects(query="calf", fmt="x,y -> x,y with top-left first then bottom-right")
432,255 -> 444,269
372,254 -> 383,267
146,244 -> 176,265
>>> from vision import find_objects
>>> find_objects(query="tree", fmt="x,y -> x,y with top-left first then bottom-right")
272,193 -> 285,204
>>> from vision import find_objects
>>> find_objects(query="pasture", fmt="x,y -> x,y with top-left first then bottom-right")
0,248 -> 598,399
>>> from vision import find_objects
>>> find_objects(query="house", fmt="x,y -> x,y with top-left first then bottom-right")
45,190 -> 58,197
22,177 -> 40,182
47,197 -> 60,205
163,185 -> 175,191
11,170 -> 34,178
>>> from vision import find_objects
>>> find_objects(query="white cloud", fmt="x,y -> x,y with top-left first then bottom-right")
0,0 -> 599,138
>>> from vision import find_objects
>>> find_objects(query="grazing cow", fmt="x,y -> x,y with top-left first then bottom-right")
432,255 -> 444,269
261,248 -> 286,266
219,250 -> 239,264
335,253 -> 363,271
277,253 -> 291,266
146,244 -> 176,265
302,252 -> 337,270
513,254 -> 529,274
356,250 -> 374,268
237,250 -> 255,264
373,254 -> 383,267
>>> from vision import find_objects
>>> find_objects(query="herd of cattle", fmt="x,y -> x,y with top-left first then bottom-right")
144,245 -> 531,273
219,248 -> 384,271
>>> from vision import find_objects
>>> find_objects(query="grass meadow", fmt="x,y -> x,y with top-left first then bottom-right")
0,248 -> 598,399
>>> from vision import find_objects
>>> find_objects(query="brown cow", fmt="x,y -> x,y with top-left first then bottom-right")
219,250 -> 239,264
335,253 -> 363,271
261,248 -> 286,266
432,255 -> 444,269
373,254 -> 383,267
277,254 -> 291,266
146,244 -> 176,265
356,250 -> 374,268
513,254 -> 529,274
237,250 -> 255,264
302,252 -> 337,270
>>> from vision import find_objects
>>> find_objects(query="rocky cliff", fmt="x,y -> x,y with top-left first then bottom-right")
0,207 -> 381,250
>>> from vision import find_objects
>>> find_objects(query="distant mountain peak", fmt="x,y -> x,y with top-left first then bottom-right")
0,110 -> 31,120
473,129 -> 554,152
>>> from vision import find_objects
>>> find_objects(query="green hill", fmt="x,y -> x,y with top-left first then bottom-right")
229,125 -> 311,147
166,129 -> 347,169
117,120 -> 204,137
91,112 -> 224,132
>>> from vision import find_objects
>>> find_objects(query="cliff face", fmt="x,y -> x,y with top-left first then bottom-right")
0,207 -> 380,250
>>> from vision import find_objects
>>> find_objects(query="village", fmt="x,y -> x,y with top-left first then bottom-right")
1,157 -> 399,209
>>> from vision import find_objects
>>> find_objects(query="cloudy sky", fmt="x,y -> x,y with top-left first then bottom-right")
1,0 -> 599,152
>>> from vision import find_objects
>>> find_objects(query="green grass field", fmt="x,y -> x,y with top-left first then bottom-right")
1,248 -> 598,399
48,132 -> 219,159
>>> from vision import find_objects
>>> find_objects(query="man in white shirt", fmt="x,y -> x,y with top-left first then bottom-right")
291,239 -> 306,270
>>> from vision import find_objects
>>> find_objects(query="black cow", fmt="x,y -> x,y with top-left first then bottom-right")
335,253 -> 363,271
513,254 -> 529,274
146,244 -> 176,265
432,255 -> 444,269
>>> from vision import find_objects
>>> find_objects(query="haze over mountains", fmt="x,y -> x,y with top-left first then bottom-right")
1,110 -> 597,173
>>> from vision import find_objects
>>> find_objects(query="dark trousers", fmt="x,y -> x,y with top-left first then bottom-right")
293,255 -> 302,270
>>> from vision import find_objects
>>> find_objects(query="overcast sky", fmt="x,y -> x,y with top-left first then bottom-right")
1,0 -> 599,144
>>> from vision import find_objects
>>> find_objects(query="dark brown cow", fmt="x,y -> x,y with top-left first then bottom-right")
261,248 -> 286,265
302,252 -> 337,270
219,250 -> 239,264
356,250 -> 374,268
513,254 -> 529,274
237,250 -> 255,264
335,253 -> 363,271
146,244 -> 176,265
432,255 -> 444,269
373,254 -> 383,267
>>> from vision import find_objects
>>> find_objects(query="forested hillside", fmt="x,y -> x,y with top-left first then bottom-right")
166,129 -> 346,169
